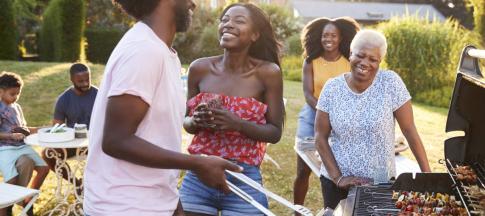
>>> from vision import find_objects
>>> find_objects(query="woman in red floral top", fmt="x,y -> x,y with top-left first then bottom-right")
179,3 -> 284,216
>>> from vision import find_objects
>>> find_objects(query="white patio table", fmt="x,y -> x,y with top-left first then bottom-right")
24,133 -> 88,216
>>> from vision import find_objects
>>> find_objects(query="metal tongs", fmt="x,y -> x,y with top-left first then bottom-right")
50,123 -> 66,133
226,181 -> 276,216
226,170 -> 314,216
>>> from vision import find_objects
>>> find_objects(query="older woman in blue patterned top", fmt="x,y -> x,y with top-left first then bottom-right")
314,29 -> 431,209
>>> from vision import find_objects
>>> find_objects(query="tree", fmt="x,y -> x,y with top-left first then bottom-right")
470,0 -> 485,44
39,0 -> 86,61
259,4 -> 300,42
85,0 -> 133,29
0,0 -> 18,60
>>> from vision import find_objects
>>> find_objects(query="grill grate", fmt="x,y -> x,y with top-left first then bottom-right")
446,159 -> 485,215
353,185 -> 399,216
473,162 -> 485,188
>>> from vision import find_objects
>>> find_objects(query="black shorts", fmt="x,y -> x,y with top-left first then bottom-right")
320,176 -> 349,209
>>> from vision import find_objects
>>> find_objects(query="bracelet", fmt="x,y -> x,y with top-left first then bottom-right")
335,175 -> 344,187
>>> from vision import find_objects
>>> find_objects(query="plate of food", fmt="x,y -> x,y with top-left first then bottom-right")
394,135 -> 409,154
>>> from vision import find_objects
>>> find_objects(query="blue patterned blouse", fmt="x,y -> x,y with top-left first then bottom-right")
0,102 -> 27,147
316,70 -> 411,180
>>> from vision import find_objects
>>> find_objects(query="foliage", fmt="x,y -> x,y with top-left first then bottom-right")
470,0 -> 485,44
85,28 -> 125,63
174,7 -> 220,63
258,4 -> 300,42
85,0 -> 133,29
0,0 -> 18,60
174,4 -> 300,64
281,55 -> 303,81
38,1 -> 62,61
285,33 -> 303,56
415,87 -> 453,108
377,15 -> 482,107
12,0 -> 49,56
194,23 -> 223,58
39,0 -> 86,62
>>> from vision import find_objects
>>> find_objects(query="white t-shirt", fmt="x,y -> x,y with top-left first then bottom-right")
316,70 -> 411,180
83,22 -> 186,216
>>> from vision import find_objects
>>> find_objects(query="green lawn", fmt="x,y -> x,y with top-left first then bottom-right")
0,60 -> 449,215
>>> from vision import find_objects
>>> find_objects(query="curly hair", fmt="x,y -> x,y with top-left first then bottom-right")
301,17 -> 360,63
112,0 -> 160,20
220,3 -> 282,67
0,71 -> 23,89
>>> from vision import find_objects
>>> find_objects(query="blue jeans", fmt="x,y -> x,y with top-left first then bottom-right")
296,103 -> 316,139
179,163 -> 268,216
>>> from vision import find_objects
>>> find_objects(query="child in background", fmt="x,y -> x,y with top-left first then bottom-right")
0,72 -> 48,216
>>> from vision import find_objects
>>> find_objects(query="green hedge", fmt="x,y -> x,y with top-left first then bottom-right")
378,16 -> 482,107
85,28 -> 125,63
282,55 -> 303,81
471,0 -> 485,44
286,33 -> 303,57
0,0 -> 18,60
39,0 -> 85,62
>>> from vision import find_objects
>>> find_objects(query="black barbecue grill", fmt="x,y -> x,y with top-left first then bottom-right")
332,45 -> 485,216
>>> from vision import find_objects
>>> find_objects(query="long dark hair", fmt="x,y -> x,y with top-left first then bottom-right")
301,17 -> 360,63
220,3 -> 282,67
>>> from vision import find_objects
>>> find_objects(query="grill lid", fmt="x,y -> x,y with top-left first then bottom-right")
445,45 -> 485,164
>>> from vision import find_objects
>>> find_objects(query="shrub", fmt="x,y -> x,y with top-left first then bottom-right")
38,1 -> 61,61
285,33 -> 303,56
194,23 -> 223,58
86,0 -> 133,29
174,7 -> 219,63
282,55 -> 303,81
415,87 -> 453,108
259,4 -> 300,42
377,15 -> 482,107
0,0 -> 18,60
39,0 -> 85,62
471,0 -> 485,44
85,28 -> 125,63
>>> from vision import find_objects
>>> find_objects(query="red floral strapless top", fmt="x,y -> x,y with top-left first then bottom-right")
187,92 -> 268,166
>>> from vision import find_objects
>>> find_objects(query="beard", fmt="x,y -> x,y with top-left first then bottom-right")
174,1 -> 192,32
74,85 -> 90,93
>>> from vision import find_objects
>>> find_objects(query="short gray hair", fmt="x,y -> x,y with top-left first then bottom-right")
350,29 -> 387,58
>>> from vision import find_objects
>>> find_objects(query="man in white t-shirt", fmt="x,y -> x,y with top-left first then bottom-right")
83,0 -> 242,215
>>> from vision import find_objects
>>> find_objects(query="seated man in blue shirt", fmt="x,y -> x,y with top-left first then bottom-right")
41,63 -> 97,189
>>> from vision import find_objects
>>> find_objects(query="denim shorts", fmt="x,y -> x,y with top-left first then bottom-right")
296,103 -> 316,139
179,162 -> 268,216
0,145 -> 47,182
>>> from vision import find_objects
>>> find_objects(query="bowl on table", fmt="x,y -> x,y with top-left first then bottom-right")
38,127 -> 75,143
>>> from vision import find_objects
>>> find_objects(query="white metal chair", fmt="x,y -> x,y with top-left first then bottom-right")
294,138 -> 321,177
0,183 -> 39,216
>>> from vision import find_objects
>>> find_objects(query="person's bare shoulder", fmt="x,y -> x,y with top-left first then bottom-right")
188,56 -> 222,77
256,60 -> 282,80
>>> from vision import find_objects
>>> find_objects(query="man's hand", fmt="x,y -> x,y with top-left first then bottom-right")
193,155 -> 243,194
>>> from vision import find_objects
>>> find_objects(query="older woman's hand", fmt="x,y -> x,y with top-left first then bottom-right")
337,176 -> 372,190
